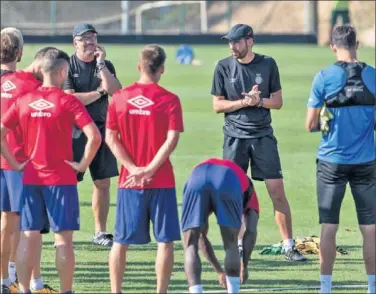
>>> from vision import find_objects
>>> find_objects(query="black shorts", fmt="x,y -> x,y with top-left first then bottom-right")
223,134 -> 283,181
73,124 -> 119,182
316,159 -> 376,225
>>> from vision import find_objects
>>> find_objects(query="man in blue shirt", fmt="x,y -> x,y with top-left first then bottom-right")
306,24 -> 375,294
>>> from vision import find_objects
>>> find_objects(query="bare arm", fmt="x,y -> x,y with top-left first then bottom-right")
145,130 -> 180,176
198,222 -> 224,274
105,129 -> 137,172
260,89 -> 283,110
64,89 -> 102,106
0,124 -> 25,171
213,95 -> 248,113
77,123 -> 101,168
305,108 -> 321,132
98,66 -> 122,96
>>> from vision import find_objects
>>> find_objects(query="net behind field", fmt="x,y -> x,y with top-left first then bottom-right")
1,0 -> 374,45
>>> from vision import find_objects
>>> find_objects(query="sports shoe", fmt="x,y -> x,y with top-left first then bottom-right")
284,246 -> 307,261
31,284 -> 58,293
92,232 -> 113,247
1,284 -> 11,294
1,283 -> 19,294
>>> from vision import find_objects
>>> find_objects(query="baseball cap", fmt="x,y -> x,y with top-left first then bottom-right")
72,23 -> 97,38
222,24 -> 254,41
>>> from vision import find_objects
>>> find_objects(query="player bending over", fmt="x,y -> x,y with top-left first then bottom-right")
181,158 -> 259,293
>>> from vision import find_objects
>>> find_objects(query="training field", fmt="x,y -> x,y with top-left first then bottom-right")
18,44 -> 375,293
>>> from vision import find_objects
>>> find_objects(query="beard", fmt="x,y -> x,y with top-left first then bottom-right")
231,42 -> 248,59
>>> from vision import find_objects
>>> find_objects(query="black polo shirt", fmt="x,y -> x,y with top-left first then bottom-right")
211,53 -> 281,138
63,54 -> 117,124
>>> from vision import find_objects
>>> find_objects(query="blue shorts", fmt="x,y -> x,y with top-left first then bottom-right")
20,185 -> 80,233
1,169 -> 23,213
181,163 -> 243,232
114,188 -> 181,245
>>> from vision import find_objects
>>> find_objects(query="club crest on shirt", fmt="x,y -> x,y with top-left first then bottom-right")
255,73 -> 263,85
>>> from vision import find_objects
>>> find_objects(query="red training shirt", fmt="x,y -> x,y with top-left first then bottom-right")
106,82 -> 184,189
0,70 -> 41,170
1,87 -> 93,185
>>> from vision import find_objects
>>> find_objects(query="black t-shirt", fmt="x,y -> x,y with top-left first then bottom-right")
211,53 -> 281,138
63,54 -> 117,124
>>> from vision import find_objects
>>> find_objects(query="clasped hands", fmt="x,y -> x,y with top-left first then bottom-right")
241,85 -> 262,107
121,166 -> 154,188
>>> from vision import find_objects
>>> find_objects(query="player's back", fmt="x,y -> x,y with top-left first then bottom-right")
316,63 -> 375,164
110,82 -> 183,188
1,70 -> 41,170
9,87 -> 84,185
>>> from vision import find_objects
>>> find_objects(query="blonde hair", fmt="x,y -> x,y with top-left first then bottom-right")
1,28 -> 24,64
1,27 -> 24,46
139,44 -> 166,75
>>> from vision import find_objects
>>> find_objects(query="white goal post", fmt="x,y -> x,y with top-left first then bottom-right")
132,1 -> 208,34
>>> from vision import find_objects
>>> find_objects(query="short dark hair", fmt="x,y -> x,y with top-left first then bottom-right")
34,46 -> 59,60
331,24 -> 357,50
40,48 -> 70,73
140,44 -> 166,75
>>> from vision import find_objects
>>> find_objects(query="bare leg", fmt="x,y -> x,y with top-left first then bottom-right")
360,225 -> 375,275
183,229 -> 201,288
265,179 -> 293,241
109,242 -> 128,293
92,179 -> 110,233
1,212 -> 19,282
241,209 -> 258,284
16,231 -> 40,292
155,242 -> 174,293
320,224 -> 338,275
55,231 -> 74,293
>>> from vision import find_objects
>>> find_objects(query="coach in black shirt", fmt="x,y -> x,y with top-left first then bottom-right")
211,24 -> 307,268
64,23 -> 122,247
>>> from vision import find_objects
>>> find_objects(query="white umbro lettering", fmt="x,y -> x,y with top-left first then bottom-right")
1,80 -> 16,99
128,95 -> 154,116
29,98 -> 55,118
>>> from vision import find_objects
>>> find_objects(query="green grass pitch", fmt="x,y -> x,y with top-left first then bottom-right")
18,43 -> 375,293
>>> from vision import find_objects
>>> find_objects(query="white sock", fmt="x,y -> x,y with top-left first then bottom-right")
283,239 -> 294,250
320,275 -> 332,294
8,262 -> 16,283
30,277 -> 44,290
226,276 -> 240,294
189,284 -> 203,293
1,278 -> 11,287
238,239 -> 243,247
368,274 -> 376,294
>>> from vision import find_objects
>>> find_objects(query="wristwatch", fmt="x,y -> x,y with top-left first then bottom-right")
257,98 -> 264,108
96,61 -> 106,72
97,88 -> 107,96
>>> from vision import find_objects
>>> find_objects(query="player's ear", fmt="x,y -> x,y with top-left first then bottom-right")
330,44 -> 337,54
160,64 -> 165,74
137,61 -> 141,72
355,41 -> 359,50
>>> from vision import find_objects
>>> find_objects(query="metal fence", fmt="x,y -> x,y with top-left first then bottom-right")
1,1 -> 375,45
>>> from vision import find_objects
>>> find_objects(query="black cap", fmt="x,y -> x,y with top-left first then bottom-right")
72,23 -> 97,38
222,24 -> 254,41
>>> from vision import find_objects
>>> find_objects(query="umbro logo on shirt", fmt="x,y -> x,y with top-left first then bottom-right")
1,80 -> 16,98
29,99 -> 55,118
128,96 -> 154,116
